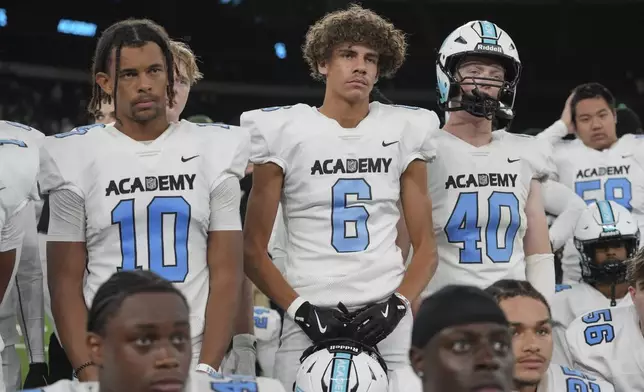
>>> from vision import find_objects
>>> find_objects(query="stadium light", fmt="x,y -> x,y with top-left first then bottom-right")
57,19 -> 97,37
0,9 -> 6,27
274,42 -> 287,60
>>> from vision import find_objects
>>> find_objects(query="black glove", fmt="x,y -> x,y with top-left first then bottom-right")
23,362 -> 49,389
348,294 -> 407,347
294,301 -> 349,343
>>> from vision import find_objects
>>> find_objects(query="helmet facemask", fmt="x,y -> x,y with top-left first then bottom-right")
437,52 -> 521,121
576,236 -> 640,304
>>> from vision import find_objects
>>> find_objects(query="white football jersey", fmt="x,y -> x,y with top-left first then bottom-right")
193,371 -> 286,392
551,283 -> 631,365
22,372 -> 287,392
0,129 -> 39,248
38,121 -> 249,341
537,364 -> 614,392
21,380 -> 99,392
552,134 -> 644,283
242,102 -> 439,307
423,130 -> 553,296
254,305 -> 281,377
567,304 -> 644,391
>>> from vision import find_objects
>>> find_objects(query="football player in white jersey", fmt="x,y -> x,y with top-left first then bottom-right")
39,19 -> 248,381
242,4 -> 439,390
538,83 -> 644,283
566,247 -> 644,391
0,134 -> 39,392
485,279 -> 614,392
252,306 -> 280,377
551,201 -> 639,365
425,21 -> 554,301
0,121 -> 47,390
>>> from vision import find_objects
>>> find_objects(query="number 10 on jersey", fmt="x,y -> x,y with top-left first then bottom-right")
112,196 -> 190,282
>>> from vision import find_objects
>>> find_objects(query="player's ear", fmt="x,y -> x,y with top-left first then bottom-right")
96,72 -> 113,97
409,346 -> 425,378
87,332 -> 105,366
318,61 -> 329,77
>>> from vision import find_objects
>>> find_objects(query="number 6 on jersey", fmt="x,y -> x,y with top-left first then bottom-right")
331,178 -> 372,253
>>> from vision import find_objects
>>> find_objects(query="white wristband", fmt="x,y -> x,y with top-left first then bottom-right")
195,363 -> 217,376
286,297 -> 307,320
394,292 -> 411,311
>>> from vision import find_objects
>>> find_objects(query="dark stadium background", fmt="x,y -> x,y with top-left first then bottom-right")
1,0 -> 643,135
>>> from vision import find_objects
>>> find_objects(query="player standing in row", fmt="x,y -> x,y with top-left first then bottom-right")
485,279 -> 615,391
566,248 -> 644,390
538,83 -> 644,283
243,4 -> 439,390
39,19 -> 249,380
551,200 -> 638,365
0,121 -> 47,390
0,130 -> 39,392
423,21 -> 554,300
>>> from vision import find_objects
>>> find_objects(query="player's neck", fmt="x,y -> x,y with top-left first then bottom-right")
114,115 -> 170,142
595,282 -> 629,301
443,112 -> 493,147
516,385 -> 538,392
318,93 -> 370,129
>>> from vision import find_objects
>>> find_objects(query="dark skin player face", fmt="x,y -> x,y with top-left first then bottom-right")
87,292 -> 191,392
411,322 -> 514,392
96,42 -> 170,140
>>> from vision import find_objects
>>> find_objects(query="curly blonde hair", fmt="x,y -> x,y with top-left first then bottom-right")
170,40 -> 203,85
302,4 -> 407,81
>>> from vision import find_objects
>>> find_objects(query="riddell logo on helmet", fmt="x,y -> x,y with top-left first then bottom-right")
475,43 -> 503,54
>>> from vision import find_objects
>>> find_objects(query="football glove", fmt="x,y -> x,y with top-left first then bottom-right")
348,294 -> 407,347
23,362 -> 49,389
220,334 -> 257,376
294,301 -> 349,343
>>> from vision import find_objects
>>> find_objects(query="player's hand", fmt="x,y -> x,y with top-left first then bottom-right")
348,294 -> 407,347
561,91 -> 576,134
221,334 -> 257,376
294,301 -> 349,343
22,362 -> 49,388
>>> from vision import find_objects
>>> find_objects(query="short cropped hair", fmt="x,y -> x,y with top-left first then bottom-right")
87,270 -> 188,336
570,83 -> 616,126
485,279 -> 551,317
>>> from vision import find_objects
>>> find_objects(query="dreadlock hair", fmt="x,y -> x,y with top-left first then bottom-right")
87,19 -> 176,119
484,279 -> 552,318
627,247 -> 644,288
87,270 -> 188,336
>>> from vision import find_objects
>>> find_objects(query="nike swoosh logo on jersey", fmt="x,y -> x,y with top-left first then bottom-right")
0,187 -> 5,191
181,155 -> 199,162
507,158 -> 520,163
622,154 -> 633,158
382,141 -> 399,147
314,311 -> 327,333
381,304 -> 389,318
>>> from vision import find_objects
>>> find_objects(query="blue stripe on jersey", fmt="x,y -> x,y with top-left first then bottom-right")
329,352 -> 352,392
479,21 -> 498,44
596,200 -> 618,233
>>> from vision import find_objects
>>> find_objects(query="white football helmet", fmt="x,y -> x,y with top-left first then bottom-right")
294,340 -> 388,392
574,200 -> 640,286
437,20 -> 521,120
